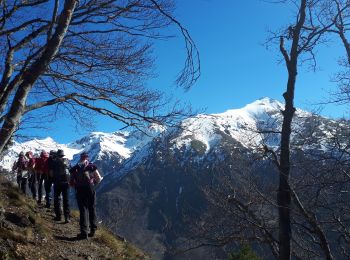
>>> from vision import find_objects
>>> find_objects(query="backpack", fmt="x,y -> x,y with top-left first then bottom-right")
16,157 -> 28,178
73,163 -> 97,188
17,157 -> 27,171
53,158 -> 70,183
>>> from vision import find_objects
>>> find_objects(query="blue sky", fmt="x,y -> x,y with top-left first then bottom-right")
23,0 -> 349,143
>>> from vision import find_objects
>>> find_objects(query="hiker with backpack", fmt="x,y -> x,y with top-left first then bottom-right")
35,150 -> 49,205
26,151 -> 37,200
50,149 -> 71,223
12,152 -> 28,193
70,152 -> 102,239
45,150 -> 56,208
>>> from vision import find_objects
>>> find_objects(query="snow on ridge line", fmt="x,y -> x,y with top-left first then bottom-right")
172,97 -> 316,153
171,98 -> 286,152
0,138 -> 82,171
0,98 -> 315,173
0,128 -> 159,172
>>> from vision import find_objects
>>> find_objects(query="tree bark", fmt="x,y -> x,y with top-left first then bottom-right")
278,1 -> 306,259
0,0 -> 77,154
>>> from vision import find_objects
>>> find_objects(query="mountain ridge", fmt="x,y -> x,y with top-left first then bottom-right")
1,97 -> 349,259
0,97 -> 294,173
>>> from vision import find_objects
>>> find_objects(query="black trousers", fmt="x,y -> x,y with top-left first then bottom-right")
20,177 -> 27,194
28,171 -> 37,199
37,174 -> 45,202
76,186 -> 97,235
44,177 -> 53,207
16,175 -> 22,189
54,182 -> 70,219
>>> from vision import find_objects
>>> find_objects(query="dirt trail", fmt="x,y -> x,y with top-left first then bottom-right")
0,176 -> 148,260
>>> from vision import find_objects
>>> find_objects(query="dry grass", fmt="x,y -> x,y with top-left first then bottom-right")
0,228 -> 27,244
96,227 -> 148,259
5,188 -> 25,207
96,228 -> 125,253
70,209 -> 80,218
24,228 -> 34,241
0,175 -> 148,259
36,222 -> 51,237
27,211 -> 51,237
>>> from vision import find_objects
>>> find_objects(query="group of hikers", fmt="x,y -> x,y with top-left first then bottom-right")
12,149 -> 102,240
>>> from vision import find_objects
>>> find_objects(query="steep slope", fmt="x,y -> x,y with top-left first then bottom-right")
98,97 -> 311,185
96,98 -> 349,259
0,175 -> 148,259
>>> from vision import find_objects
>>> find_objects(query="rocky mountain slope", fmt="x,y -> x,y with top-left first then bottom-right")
96,98 -> 350,259
2,98 -> 348,259
0,175 -> 147,260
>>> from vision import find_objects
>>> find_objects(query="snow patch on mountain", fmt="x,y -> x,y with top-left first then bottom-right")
0,124 -> 165,173
1,98 -> 316,180
0,137 -> 82,172
170,98 -> 286,153
71,132 -> 131,162
169,97 -> 315,154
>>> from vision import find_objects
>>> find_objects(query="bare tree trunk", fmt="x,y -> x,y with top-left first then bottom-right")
333,0 -> 350,64
278,1 -> 306,259
0,0 -> 77,154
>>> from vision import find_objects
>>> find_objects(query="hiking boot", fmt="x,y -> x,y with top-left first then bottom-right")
88,230 -> 95,237
53,216 -> 62,221
76,233 -> 88,240
64,217 -> 70,224
45,203 -> 50,208
37,200 -> 42,205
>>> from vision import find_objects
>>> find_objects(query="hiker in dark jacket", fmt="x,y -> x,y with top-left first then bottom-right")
12,152 -> 28,193
70,152 -> 102,239
50,149 -> 71,223
45,150 -> 56,208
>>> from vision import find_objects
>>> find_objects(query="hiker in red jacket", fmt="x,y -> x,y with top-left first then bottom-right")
35,150 -> 49,205
26,151 -> 37,200
70,152 -> 102,239
12,152 -> 28,193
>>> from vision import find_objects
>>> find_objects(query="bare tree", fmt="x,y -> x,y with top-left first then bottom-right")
264,0 -> 340,258
169,1 -> 350,259
323,0 -> 350,106
0,0 -> 200,155
183,110 -> 350,259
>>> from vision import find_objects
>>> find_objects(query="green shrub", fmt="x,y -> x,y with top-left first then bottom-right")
0,249 -> 10,260
228,244 -> 260,260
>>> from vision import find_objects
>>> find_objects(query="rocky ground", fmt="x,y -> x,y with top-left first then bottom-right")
0,175 -> 148,260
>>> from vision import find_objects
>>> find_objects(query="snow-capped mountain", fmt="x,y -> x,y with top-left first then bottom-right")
98,97 -> 317,186
2,97 -> 339,178
1,97 -> 328,180
96,98 -> 349,259
0,137 -> 80,173
0,127 -> 163,176
1,97 -> 348,258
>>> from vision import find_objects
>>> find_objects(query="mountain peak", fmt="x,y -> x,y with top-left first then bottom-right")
214,97 -> 283,120
253,97 -> 283,107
